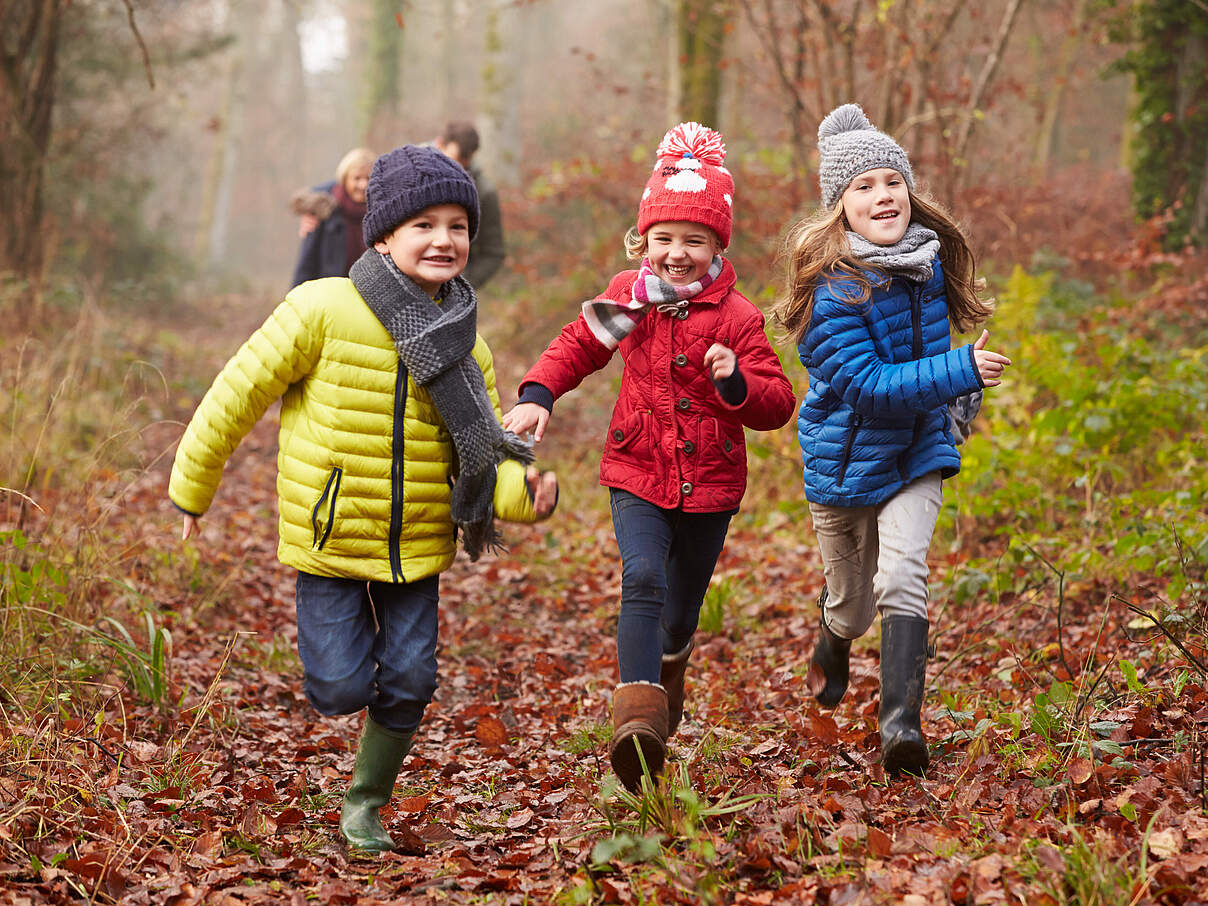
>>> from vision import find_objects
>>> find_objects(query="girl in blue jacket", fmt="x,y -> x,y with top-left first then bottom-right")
775,104 -> 1010,775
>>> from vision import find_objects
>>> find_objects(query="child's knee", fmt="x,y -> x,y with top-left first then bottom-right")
304,668 -> 375,716
621,555 -> 663,599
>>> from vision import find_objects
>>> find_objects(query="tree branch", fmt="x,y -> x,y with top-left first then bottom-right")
953,0 -> 1025,166
120,0 -> 155,89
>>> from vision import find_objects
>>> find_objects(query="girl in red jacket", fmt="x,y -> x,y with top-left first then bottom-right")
503,123 -> 795,791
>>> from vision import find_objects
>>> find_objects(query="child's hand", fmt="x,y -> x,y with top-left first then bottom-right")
298,213 -> 319,238
704,343 -> 736,380
526,466 -> 558,517
181,514 -> 201,541
503,403 -> 551,442
973,330 -> 1011,387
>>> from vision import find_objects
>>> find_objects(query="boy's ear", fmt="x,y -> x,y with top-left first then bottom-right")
373,240 -> 389,253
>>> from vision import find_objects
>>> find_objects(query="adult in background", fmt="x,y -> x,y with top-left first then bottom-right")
432,121 -> 506,289
289,147 -> 375,288
294,123 -> 506,290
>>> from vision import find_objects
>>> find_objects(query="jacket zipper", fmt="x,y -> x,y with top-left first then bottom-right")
909,281 -> 924,359
311,466 -> 343,550
902,281 -> 924,480
837,412 -> 862,486
388,360 -> 408,582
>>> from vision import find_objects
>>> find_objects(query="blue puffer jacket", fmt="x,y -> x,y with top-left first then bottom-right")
796,257 -> 984,507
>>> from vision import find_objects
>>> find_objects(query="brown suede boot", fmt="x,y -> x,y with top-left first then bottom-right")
608,682 -> 669,792
660,641 -> 694,738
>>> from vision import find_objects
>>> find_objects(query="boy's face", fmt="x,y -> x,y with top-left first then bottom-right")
373,203 -> 470,295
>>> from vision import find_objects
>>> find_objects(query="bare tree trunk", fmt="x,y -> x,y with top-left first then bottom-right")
196,2 -> 275,269
1032,0 -> 1089,172
281,0 -> 309,177
739,0 -> 812,195
676,0 -> 728,126
953,0 -> 1026,175
0,0 -> 68,279
1178,31 -> 1208,241
363,0 -> 403,149
663,0 -> 681,127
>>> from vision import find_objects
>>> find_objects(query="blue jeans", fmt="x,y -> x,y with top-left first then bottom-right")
295,571 -> 440,733
609,489 -> 733,683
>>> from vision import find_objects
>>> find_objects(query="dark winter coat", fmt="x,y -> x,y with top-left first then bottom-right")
463,164 -> 505,289
290,181 -> 358,288
520,260 -> 795,512
795,257 -> 984,508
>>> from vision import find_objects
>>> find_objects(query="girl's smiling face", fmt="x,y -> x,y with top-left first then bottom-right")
841,168 -> 911,245
646,221 -> 719,286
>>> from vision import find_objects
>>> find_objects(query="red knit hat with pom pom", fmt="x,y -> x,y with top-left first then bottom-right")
637,122 -> 734,248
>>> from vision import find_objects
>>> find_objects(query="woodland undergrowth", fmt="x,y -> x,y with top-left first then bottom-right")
1,201 -> 1207,902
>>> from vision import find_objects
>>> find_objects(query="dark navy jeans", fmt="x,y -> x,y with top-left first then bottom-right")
609,489 -> 733,683
295,571 -> 440,733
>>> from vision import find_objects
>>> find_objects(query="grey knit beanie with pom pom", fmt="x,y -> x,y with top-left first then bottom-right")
817,103 -> 914,208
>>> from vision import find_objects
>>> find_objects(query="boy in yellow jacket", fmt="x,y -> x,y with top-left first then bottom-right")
169,145 -> 557,852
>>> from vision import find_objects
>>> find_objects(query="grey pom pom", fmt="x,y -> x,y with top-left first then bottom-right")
818,103 -> 872,141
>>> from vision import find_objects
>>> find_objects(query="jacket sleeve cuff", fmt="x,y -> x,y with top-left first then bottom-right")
171,499 -> 204,518
965,343 -> 986,389
712,365 -> 748,408
517,382 -> 554,411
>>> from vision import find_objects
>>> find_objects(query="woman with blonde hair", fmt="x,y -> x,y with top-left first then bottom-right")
290,147 -> 375,287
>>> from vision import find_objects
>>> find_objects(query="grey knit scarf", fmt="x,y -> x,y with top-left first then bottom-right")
846,222 -> 940,283
349,249 -> 533,561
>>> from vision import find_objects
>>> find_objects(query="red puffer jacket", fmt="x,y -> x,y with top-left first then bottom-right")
520,260 -> 795,512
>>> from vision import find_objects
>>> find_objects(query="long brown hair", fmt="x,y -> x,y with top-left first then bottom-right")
773,191 -> 994,344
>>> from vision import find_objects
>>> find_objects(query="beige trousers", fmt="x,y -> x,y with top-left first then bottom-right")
808,472 -> 942,640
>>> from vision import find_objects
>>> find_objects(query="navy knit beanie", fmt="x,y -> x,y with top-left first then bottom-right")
362,145 -> 480,246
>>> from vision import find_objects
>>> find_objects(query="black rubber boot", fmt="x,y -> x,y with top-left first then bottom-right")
879,615 -> 930,776
808,588 -> 852,708
340,717 -> 415,851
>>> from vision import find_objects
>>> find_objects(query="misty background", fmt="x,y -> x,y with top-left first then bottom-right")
18,0 -> 1138,303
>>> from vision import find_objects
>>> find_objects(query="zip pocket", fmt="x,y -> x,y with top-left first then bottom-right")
311,466 -> 343,550
836,413 -> 862,486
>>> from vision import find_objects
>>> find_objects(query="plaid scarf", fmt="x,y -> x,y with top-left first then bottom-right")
349,249 -> 533,561
582,255 -> 725,350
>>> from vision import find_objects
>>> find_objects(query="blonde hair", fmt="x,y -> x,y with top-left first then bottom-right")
773,191 -> 994,345
335,147 -> 376,191
622,223 -> 722,262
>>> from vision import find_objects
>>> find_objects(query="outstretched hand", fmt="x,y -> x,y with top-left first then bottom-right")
525,466 -> 558,518
502,403 -> 551,442
973,330 -> 1011,387
181,514 -> 201,542
703,343 -> 736,380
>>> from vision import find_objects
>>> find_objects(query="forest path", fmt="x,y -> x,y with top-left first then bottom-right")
22,290 -> 1207,904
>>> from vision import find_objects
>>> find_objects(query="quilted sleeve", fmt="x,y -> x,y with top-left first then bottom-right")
517,272 -> 635,402
169,293 -> 324,515
723,307 -> 797,431
806,286 -> 983,418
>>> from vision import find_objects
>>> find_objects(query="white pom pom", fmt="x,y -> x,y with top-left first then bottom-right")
656,122 -> 726,165
818,104 -> 872,141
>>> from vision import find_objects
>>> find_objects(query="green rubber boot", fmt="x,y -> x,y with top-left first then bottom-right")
339,717 -> 415,851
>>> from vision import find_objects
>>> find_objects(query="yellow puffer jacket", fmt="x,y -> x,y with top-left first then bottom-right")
169,277 -> 540,583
